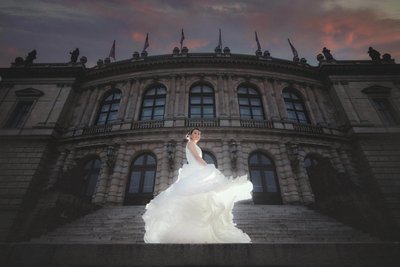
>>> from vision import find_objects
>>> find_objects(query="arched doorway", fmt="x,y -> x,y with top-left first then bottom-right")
248,152 -> 282,204
125,153 -> 157,205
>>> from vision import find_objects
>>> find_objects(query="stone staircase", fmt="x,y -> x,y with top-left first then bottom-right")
31,203 -> 376,243
3,203 -> 400,266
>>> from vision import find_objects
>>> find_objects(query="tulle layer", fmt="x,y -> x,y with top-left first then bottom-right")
142,164 -> 253,243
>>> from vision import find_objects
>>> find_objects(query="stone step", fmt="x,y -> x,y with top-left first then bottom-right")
1,243 -> 399,267
31,204 -> 378,244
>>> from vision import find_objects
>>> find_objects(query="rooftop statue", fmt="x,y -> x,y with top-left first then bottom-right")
25,49 -> 37,64
70,48 -> 80,63
368,47 -> 381,62
322,47 -> 334,61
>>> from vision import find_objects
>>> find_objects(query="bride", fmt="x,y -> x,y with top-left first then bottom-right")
142,128 -> 253,243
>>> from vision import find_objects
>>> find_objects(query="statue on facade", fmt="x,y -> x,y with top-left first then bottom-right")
368,47 -> 381,62
70,48 -> 80,63
25,50 -> 37,64
322,47 -> 334,61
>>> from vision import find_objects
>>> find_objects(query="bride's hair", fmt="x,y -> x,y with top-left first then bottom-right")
186,127 -> 201,141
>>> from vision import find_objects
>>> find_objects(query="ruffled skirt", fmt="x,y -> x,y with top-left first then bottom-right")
142,164 -> 253,243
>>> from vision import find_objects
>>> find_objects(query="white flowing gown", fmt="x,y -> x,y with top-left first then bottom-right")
142,141 -> 253,243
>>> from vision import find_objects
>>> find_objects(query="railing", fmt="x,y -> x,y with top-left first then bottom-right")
131,119 -> 165,129
292,123 -> 323,134
82,124 -> 113,135
240,119 -> 274,129
185,118 -> 220,127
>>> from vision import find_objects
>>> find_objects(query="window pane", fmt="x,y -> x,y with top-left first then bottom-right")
203,106 -> 214,115
250,98 -> 261,106
249,154 -> 258,165
157,88 -> 166,95
238,87 -> 247,94
98,113 -> 107,123
240,107 -> 250,116
101,104 -> 110,112
265,171 -> 278,192
85,174 -> 98,197
143,99 -> 154,107
287,111 -> 297,120
146,88 -> 156,95
290,92 -> 299,100
248,88 -> 258,95
142,108 -> 152,118
129,171 -> 141,193
191,86 -> 201,93
252,107 -> 263,117
108,112 -> 118,121
113,92 -> 121,100
105,94 -> 113,101
285,101 -> 294,110
203,97 -> 214,104
191,106 -> 201,115
154,107 -> 164,116
155,98 -> 165,106
202,86 -> 213,93
297,112 -> 307,122
190,97 -> 201,104
294,103 -> 304,111
143,171 -> 155,193
260,155 -> 272,166
94,159 -> 101,169
146,155 -> 156,165
111,103 -> 119,111
239,97 -> 249,105
250,170 -> 263,192
134,155 -> 145,166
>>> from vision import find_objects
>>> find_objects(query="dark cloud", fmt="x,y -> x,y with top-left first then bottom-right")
0,0 -> 399,67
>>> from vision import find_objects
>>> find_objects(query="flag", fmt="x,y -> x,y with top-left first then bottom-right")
288,38 -> 298,58
109,40 -> 115,60
217,28 -> 222,49
143,33 -> 149,52
180,28 -> 185,50
255,31 -> 261,50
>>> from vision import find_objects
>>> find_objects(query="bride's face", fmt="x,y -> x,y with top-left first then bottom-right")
190,129 -> 201,142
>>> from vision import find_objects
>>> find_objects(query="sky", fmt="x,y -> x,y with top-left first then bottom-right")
1,0 -> 400,67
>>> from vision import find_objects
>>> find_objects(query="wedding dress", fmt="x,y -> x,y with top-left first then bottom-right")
142,141 -> 253,243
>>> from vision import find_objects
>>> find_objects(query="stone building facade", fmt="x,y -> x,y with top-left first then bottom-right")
0,51 -> 399,241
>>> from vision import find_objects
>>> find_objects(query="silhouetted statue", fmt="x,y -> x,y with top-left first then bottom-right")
70,48 -> 80,63
322,47 -> 334,61
25,50 -> 37,64
368,47 -> 381,62
382,53 -> 393,63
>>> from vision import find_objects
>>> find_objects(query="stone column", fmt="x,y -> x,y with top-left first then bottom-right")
305,86 -> 324,125
76,89 -> 90,127
217,74 -> 225,117
228,75 -> 240,117
179,75 -> 187,116
63,148 -> 76,172
124,79 -> 139,121
273,82 -> 286,120
264,79 -> 280,120
87,87 -> 102,126
165,75 -> 176,119
155,144 -> 169,194
259,79 -> 270,119
222,75 -> 230,117
47,149 -> 68,188
106,144 -> 127,204
133,80 -> 146,121
337,148 -> 359,184
330,146 -> 345,174
311,87 -> 328,125
297,149 -> 314,204
119,82 -> 132,122
276,143 -> 300,203
93,150 -> 111,204
222,140 -> 232,177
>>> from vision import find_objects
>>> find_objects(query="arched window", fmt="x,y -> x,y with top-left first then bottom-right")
238,85 -> 265,120
283,88 -> 310,124
304,154 -> 336,202
96,89 -> 122,125
125,153 -> 157,205
203,151 -> 218,167
189,84 -> 215,118
248,152 -> 281,204
80,158 -> 101,200
140,85 -> 167,120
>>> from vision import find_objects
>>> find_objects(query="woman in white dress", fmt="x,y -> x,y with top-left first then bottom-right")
142,128 -> 253,243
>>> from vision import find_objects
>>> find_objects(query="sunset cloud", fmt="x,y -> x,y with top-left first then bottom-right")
0,0 -> 399,67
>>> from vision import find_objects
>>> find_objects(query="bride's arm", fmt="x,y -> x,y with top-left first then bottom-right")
187,142 -> 207,166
